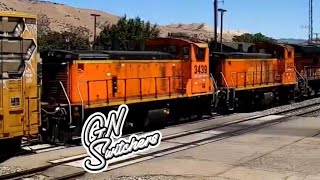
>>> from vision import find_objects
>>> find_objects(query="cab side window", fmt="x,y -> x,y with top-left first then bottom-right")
287,51 -> 293,59
196,47 -> 206,62
182,47 -> 190,60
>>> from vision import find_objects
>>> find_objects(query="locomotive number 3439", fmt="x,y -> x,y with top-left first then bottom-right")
194,65 -> 208,74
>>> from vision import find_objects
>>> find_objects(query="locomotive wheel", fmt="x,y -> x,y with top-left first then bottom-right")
0,137 -> 22,163
216,102 -> 230,115
137,109 -> 167,132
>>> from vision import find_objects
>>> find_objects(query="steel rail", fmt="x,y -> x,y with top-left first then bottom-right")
2,101 -> 320,180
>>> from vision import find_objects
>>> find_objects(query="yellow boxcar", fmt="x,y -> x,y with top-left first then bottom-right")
0,11 -> 40,154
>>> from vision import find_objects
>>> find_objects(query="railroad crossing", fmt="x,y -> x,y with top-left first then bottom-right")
1,98 -> 320,180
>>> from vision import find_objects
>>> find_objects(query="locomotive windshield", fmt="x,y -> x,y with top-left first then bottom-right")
0,39 -> 36,79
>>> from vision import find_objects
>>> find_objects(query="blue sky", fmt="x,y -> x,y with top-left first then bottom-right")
44,0 -> 317,39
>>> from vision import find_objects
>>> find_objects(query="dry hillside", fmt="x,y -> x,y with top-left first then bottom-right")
0,0 -> 245,41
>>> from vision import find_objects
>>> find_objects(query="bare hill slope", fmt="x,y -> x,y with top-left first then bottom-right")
0,0 -> 245,41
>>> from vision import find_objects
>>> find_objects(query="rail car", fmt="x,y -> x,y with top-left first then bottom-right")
209,43 -> 297,113
39,37 -> 214,144
287,44 -> 320,98
0,11 -> 40,154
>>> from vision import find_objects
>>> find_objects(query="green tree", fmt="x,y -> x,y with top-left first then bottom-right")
232,33 -> 277,43
38,31 -> 90,51
95,15 -> 160,50
37,26 -> 91,51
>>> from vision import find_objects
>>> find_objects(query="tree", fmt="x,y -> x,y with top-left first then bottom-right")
37,13 -> 51,36
232,33 -> 277,43
38,30 -> 90,51
37,13 -> 52,51
95,15 -> 160,50
37,19 -> 91,51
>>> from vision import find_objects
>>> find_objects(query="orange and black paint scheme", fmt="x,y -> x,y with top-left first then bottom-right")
287,44 -> 320,97
40,36 -> 214,143
210,43 -> 296,113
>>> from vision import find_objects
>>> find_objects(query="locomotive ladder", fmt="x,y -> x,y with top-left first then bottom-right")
59,81 -> 73,127
210,73 -> 219,109
220,72 -> 235,111
295,68 -> 307,96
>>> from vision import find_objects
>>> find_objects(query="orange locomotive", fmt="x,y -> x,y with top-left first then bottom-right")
40,36 -> 214,143
210,43 -> 296,113
287,44 -> 320,98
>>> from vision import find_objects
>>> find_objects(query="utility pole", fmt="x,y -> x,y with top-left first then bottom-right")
213,0 -> 225,51
214,0 -> 218,44
309,0 -> 313,43
218,8 -> 227,52
90,13 -> 100,49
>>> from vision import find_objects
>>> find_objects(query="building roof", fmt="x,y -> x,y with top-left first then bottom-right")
0,11 -> 37,19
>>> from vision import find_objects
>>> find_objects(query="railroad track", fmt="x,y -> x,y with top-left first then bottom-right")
11,113 -> 227,158
2,101 -> 320,180
12,97 -> 320,158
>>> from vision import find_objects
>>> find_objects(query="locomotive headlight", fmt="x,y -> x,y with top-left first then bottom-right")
73,111 -> 80,118
73,106 -> 80,118
163,109 -> 170,115
55,107 -> 61,112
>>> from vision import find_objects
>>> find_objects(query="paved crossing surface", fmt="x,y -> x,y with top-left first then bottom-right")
76,116 -> 320,180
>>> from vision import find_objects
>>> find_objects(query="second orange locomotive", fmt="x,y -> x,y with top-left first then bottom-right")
211,43 -> 297,113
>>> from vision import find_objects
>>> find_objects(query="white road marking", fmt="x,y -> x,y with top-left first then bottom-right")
164,133 -> 213,144
50,154 -> 87,164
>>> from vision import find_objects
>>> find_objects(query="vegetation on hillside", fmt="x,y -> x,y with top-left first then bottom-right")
232,33 -> 277,43
94,15 -> 160,50
37,13 -> 91,51
37,14 -> 160,51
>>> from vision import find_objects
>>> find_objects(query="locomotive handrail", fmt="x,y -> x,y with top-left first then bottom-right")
304,66 -> 320,80
295,68 -> 307,93
230,70 -> 279,88
59,81 -> 72,125
295,68 -> 306,81
84,76 -> 185,106
220,72 -> 230,101
209,73 -> 218,103
77,81 -> 84,123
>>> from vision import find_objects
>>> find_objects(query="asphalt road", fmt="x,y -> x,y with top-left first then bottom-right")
77,116 -> 320,180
